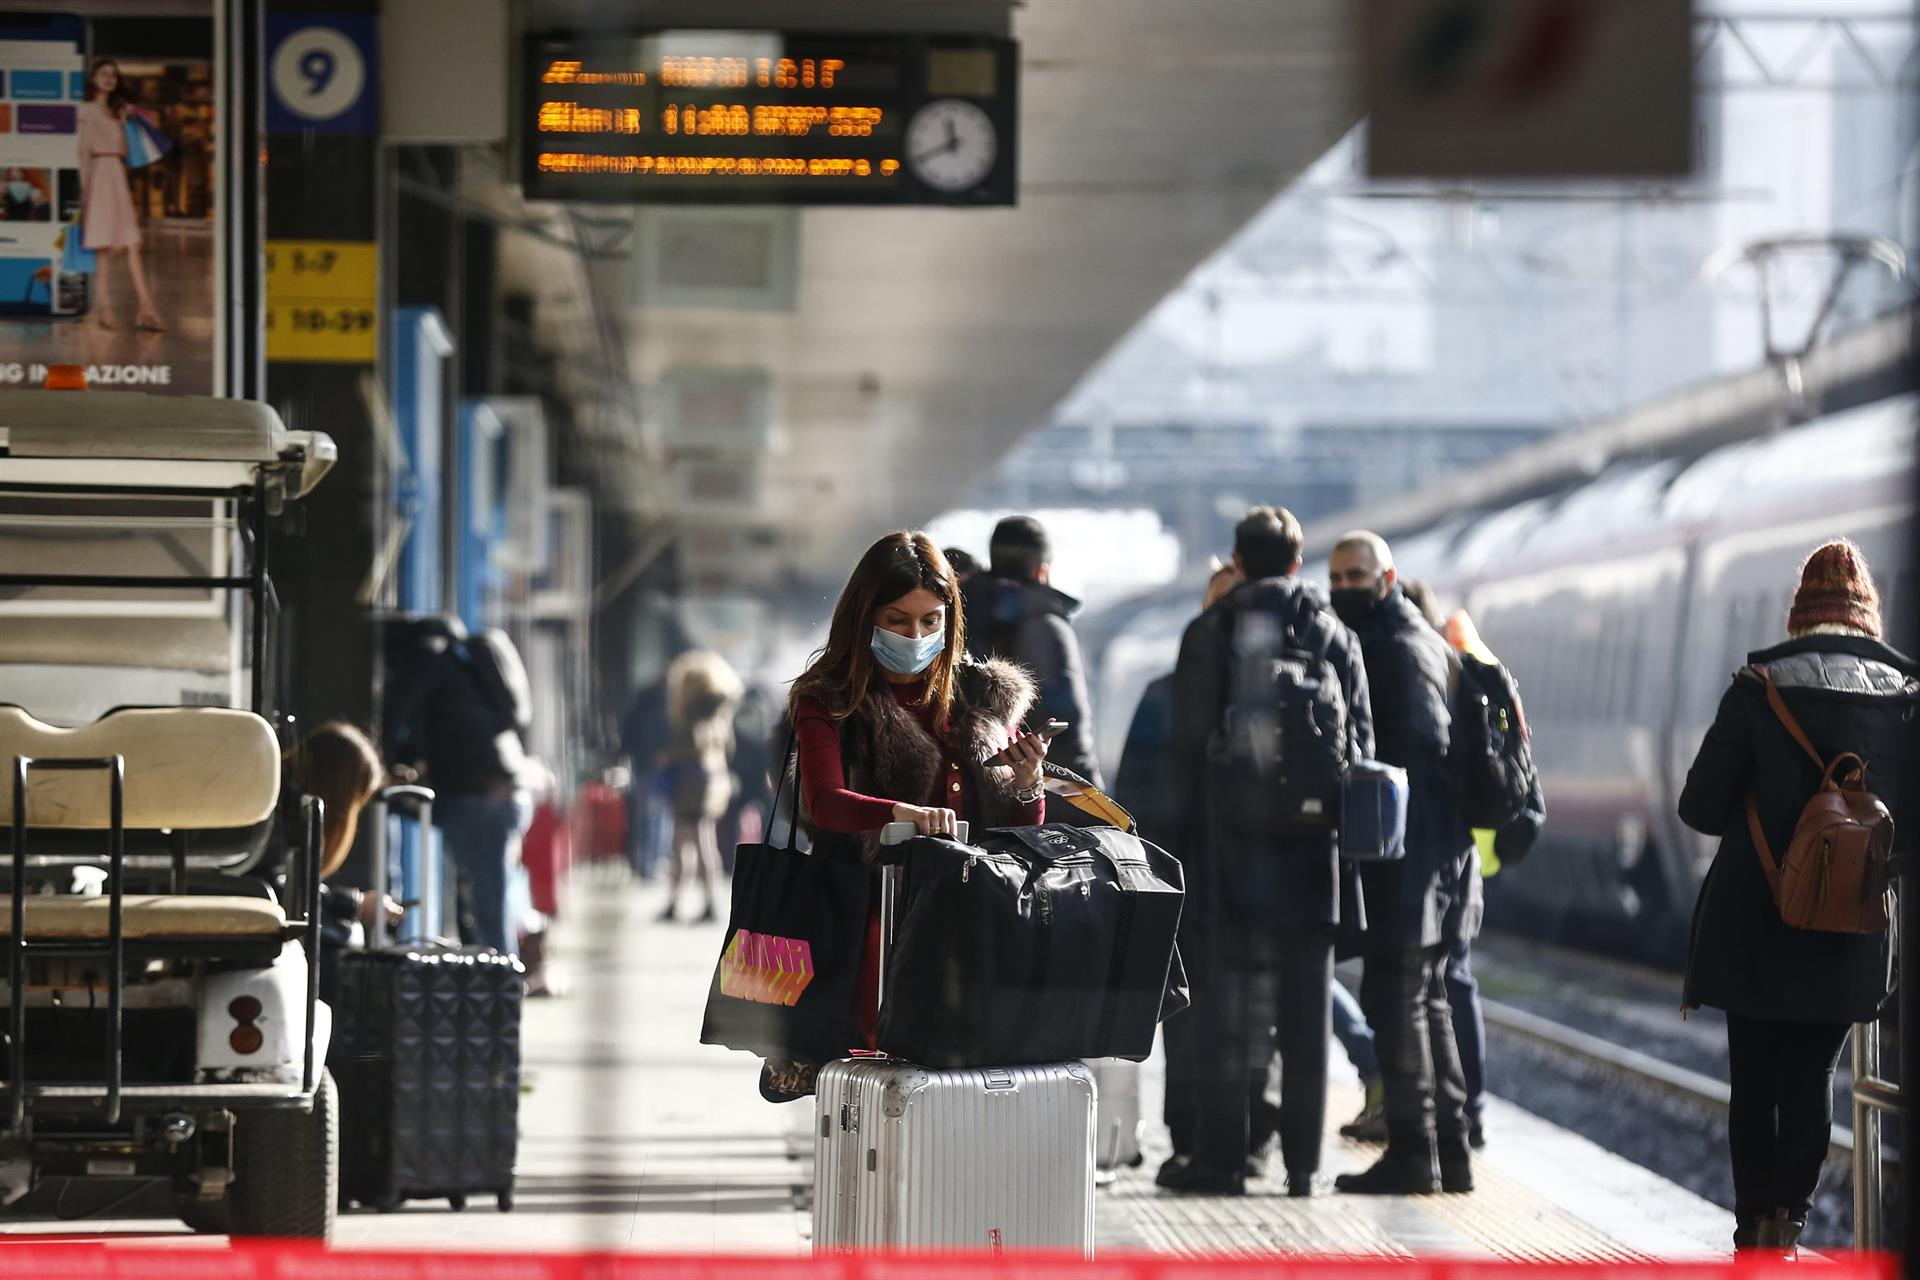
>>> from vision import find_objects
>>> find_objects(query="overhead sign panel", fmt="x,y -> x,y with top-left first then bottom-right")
521,30 -> 1017,205
1363,0 -> 1694,179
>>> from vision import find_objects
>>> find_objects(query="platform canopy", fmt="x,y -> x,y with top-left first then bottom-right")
517,0 -> 1356,585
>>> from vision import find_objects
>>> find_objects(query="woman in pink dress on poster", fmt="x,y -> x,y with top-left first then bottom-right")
78,59 -> 164,332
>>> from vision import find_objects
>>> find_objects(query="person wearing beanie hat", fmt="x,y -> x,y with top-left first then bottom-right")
1679,538 -> 1918,1257
1786,539 -> 1883,639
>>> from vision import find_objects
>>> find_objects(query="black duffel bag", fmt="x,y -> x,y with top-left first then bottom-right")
875,823 -> 1186,1068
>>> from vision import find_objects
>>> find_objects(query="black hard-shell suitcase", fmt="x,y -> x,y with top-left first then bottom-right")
331,943 -> 524,1212
330,785 -> 523,1213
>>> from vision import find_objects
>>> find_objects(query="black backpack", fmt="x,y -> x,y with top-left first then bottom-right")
461,629 -> 534,736
1447,652 -> 1534,829
1217,610 -> 1351,829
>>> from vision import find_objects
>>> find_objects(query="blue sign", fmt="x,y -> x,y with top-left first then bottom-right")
266,13 -> 377,135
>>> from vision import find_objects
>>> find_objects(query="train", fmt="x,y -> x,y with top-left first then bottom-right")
1082,392 -> 1916,962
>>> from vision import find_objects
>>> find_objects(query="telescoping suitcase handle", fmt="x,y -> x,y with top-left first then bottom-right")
372,784 -> 435,950
875,821 -> 967,1011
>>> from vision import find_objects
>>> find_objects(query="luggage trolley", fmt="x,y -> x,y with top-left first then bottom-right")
0,390 -> 340,1238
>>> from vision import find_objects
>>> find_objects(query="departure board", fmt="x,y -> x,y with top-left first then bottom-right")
522,32 -> 1018,206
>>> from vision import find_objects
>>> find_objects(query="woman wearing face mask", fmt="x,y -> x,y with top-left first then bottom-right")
769,531 -> 1049,1098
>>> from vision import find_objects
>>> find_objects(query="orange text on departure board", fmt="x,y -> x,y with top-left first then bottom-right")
537,102 -> 644,134
541,60 -> 647,86
657,56 -> 846,89
536,152 -> 901,179
659,104 -> 884,138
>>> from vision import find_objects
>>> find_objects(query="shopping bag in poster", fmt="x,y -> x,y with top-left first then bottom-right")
57,222 -> 93,273
122,109 -> 173,168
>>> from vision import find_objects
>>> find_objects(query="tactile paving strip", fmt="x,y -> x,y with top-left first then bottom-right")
1107,1081 -> 1657,1260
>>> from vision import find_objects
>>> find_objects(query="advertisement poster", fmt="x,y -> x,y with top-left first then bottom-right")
0,4 -> 219,394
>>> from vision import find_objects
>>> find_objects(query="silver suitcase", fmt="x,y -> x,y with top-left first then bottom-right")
813,1058 -> 1096,1253
812,823 -> 1097,1254
1088,1058 -> 1143,1175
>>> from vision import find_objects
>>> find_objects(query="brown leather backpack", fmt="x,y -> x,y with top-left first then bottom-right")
1744,668 -> 1895,934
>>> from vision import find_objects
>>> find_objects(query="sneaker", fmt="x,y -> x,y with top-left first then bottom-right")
1339,1079 -> 1388,1142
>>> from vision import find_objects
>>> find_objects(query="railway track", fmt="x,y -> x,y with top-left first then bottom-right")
1479,996 -> 1856,1161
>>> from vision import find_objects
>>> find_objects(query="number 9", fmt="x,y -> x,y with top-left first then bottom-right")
301,50 -> 335,97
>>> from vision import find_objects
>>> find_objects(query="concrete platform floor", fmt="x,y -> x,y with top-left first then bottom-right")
0,869 -> 1737,1258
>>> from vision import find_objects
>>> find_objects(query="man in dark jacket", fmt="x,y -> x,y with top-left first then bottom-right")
1164,508 -> 1374,1197
961,516 -> 1104,786
1326,531 -> 1478,1197
387,618 -> 535,956
1680,540 -> 1917,1256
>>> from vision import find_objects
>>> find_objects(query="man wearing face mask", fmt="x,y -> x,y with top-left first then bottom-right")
1166,507 -> 1373,1197
1326,532 -> 1478,1197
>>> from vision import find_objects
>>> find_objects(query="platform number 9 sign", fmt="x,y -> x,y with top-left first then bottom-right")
270,24 -> 367,124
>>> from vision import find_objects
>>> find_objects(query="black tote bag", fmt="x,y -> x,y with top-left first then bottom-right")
699,737 -> 873,1064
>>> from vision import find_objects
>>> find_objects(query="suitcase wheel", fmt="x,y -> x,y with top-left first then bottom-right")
497,1190 -> 514,1212
449,1194 -> 468,1211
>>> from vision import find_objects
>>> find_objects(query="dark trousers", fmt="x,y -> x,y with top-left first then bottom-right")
1163,983 -> 1276,1159
1192,927 -> 1334,1177
1360,943 -> 1469,1153
1444,935 -> 1486,1122
1725,1013 -> 1850,1223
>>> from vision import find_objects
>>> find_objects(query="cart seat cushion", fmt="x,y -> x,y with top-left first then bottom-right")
0,707 -> 279,831
0,894 -> 286,939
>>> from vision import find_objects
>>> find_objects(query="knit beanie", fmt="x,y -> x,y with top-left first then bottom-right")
1787,539 -> 1882,638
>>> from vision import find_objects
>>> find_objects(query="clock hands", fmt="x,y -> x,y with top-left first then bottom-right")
913,115 -> 967,167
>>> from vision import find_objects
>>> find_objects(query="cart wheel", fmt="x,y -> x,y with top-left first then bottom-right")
448,1193 -> 467,1211
229,1068 -> 339,1240
497,1191 -> 514,1212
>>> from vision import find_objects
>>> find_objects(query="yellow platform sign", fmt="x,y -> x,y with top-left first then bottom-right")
266,240 -> 377,364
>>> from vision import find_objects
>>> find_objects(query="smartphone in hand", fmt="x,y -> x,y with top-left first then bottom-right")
986,720 -> 1067,766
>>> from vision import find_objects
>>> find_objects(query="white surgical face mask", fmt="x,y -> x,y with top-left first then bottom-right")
870,625 -> 944,676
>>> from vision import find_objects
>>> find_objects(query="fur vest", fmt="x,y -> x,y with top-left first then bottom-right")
797,658 -> 1036,865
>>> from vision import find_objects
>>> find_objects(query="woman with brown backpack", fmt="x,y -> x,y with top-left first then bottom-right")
1679,539 -> 1917,1256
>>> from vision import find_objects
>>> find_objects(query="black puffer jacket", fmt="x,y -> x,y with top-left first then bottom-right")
1348,586 -> 1475,951
1170,576 -> 1374,936
961,571 -> 1103,786
1680,634 -> 1919,1024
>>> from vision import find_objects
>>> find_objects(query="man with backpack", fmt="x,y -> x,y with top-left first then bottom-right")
1326,532 -> 1481,1196
1166,507 -> 1373,1197
388,619 -> 538,957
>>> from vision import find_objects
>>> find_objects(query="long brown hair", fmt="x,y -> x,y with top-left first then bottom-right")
87,59 -> 131,115
790,531 -> 966,732
290,721 -> 386,878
